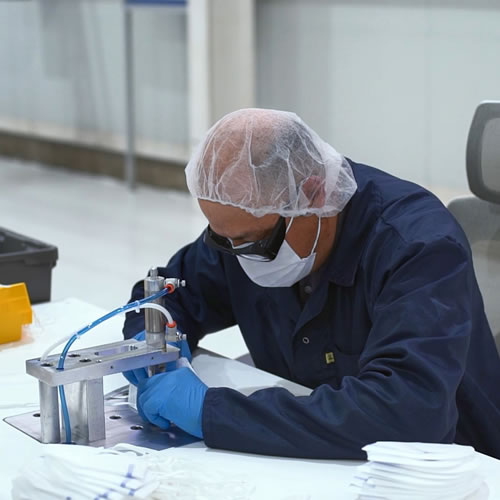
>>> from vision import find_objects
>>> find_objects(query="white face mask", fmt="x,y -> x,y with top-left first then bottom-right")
237,217 -> 321,287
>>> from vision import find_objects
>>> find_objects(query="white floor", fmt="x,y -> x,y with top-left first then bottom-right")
0,157 -> 248,359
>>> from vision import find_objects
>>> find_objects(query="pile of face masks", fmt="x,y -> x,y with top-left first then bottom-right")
12,443 -> 253,500
350,441 -> 488,500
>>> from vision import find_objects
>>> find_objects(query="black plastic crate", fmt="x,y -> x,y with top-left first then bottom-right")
0,228 -> 58,304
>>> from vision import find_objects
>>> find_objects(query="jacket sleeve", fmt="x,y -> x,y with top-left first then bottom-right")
201,235 -> 472,458
123,234 -> 236,351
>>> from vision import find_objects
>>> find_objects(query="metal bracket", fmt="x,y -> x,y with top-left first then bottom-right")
23,339 -> 179,444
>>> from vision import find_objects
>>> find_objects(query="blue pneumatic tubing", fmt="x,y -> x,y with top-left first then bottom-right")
57,287 -> 170,443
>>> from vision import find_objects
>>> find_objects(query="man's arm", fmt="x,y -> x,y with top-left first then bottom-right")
123,233 -> 236,352
201,236 -> 472,458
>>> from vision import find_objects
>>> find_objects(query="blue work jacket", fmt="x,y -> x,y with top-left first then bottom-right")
123,160 -> 500,459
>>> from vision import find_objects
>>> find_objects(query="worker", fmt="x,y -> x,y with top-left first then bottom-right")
123,108 -> 500,459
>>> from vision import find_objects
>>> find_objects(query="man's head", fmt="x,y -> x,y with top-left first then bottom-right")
185,108 -> 357,284
186,108 -> 356,218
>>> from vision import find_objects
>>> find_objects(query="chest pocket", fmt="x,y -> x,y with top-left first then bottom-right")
293,284 -> 369,389
295,342 -> 361,390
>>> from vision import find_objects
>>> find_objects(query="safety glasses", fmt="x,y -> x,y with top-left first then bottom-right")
204,216 -> 286,261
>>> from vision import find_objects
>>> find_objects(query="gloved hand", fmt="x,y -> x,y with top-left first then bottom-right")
122,330 -> 192,386
137,364 -> 208,438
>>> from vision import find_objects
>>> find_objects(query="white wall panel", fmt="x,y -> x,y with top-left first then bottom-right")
0,0 -> 189,162
257,0 -> 500,192
187,0 -> 255,151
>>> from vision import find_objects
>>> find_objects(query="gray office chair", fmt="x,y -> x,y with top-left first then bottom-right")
447,101 -> 500,353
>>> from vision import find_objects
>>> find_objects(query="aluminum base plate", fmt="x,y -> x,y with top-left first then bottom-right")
4,386 -> 200,450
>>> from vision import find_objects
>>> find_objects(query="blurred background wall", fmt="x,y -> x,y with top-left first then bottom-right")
1,0 -> 500,195
0,0 -> 188,158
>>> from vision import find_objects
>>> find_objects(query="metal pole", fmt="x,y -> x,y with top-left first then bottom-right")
144,268 -> 167,377
39,381 -> 60,443
124,2 -> 136,189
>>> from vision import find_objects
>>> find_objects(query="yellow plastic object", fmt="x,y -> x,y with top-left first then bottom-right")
0,282 -> 32,344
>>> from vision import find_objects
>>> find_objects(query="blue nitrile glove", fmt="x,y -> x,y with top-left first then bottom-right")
137,365 -> 208,438
122,330 -> 192,386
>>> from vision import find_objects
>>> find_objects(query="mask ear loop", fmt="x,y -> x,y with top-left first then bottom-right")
310,216 -> 322,254
285,216 -> 321,256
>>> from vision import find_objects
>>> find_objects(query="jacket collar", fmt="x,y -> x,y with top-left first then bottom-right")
323,162 -> 382,287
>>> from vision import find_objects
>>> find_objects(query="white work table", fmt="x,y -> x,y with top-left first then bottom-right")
1,298 -> 500,500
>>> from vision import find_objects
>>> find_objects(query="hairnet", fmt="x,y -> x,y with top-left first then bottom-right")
185,108 -> 357,218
